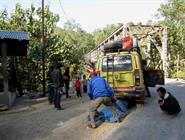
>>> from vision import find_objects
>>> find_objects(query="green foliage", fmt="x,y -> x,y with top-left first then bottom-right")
63,19 -> 82,32
0,4 -> 96,91
0,9 -> 11,30
177,72 -> 185,79
157,0 -> 185,75
2,0 -> 184,91
93,23 -> 123,46
55,21 -> 95,68
0,4 -> 61,91
172,72 -> 185,79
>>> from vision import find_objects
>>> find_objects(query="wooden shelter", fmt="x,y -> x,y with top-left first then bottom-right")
0,30 -> 29,109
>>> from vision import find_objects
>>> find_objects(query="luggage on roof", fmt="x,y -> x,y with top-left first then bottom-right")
122,36 -> 133,49
103,39 -> 122,51
103,36 -> 134,52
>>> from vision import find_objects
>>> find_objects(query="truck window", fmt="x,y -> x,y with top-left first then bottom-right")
102,55 -> 132,72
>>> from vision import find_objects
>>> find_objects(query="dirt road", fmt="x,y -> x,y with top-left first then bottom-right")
0,78 -> 184,140
106,79 -> 185,140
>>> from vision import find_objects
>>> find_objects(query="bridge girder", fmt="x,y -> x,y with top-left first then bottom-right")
85,24 -> 169,77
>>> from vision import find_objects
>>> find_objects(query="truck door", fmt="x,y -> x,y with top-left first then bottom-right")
143,69 -> 165,87
101,55 -> 134,89
105,55 -> 115,88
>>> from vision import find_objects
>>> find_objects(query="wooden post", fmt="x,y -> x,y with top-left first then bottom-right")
114,34 -> 117,40
146,35 -> 152,67
42,0 -> 46,96
123,27 -> 129,37
1,43 -> 9,105
147,36 -> 151,57
177,54 -> 179,79
162,27 -> 168,77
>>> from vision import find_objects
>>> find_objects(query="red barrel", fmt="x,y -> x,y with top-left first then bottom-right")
122,36 -> 133,49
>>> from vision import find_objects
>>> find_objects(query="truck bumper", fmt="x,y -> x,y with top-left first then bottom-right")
114,86 -> 146,99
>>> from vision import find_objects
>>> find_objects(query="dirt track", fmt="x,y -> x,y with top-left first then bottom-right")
106,79 -> 185,140
0,78 -> 184,140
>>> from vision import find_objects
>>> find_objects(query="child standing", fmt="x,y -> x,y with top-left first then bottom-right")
75,77 -> 82,97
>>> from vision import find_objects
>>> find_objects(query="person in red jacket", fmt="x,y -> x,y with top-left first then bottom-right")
75,77 -> 82,97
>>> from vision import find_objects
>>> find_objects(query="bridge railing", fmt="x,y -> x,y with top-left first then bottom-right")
84,25 -> 128,65
84,24 -> 168,77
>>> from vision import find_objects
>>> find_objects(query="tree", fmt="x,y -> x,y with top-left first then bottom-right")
157,0 -> 185,77
56,20 -> 95,69
0,4 -> 62,91
93,23 -> 123,46
63,19 -> 83,32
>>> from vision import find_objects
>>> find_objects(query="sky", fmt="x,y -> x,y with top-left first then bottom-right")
0,0 -> 166,33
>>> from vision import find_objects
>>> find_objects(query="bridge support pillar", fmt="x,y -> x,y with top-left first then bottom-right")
147,35 -> 152,65
162,27 -> 169,77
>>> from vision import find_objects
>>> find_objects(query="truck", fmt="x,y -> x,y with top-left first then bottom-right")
86,36 -> 164,102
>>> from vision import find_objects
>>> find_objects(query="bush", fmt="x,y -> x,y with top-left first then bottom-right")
177,72 -> 185,79
172,72 -> 185,79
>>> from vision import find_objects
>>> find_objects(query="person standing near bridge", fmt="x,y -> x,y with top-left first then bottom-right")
47,65 -> 54,104
157,87 -> 181,114
63,67 -> 71,98
82,74 -> 87,94
51,64 -> 64,110
142,60 -> 151,97
87,71 -> 117,128
75,76 -> 82,97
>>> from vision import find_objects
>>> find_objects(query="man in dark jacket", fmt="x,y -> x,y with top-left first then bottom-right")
88,71 -> 117,128
51,64 -> 64,110
157,87 -> 181,114
47,66 -> 54,104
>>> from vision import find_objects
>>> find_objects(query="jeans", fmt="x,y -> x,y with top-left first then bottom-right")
64,82 -> 69,98
76,89 -> 82,97
54,87 -> 61,109
89,97 -> 118,125
113,100 -> 128,117
83,85 -> 87,93
48,85 -> 55,103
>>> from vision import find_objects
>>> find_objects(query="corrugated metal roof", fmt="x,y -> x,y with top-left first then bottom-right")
0,30 -> 29,41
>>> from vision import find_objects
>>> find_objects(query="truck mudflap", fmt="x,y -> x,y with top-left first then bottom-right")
143,70 -> 165,87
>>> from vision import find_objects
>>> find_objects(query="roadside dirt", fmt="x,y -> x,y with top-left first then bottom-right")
0,78 -> 184,140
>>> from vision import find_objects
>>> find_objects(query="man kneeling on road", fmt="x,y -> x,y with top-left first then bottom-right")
87,71 -> 118,129
157,87 -> 181,115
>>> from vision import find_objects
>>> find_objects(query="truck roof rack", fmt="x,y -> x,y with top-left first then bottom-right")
103,46 -> 141,54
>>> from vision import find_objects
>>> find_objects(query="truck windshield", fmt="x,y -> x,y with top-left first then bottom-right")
102,55 -> 132,72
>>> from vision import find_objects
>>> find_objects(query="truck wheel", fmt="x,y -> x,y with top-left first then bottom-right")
136,100 -> 145,108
